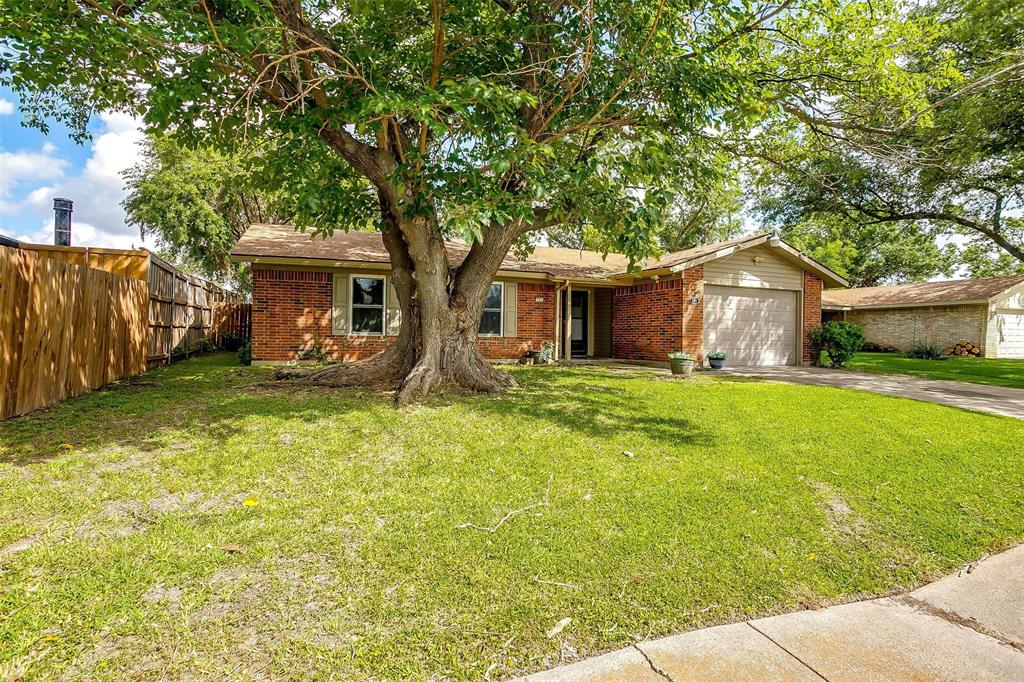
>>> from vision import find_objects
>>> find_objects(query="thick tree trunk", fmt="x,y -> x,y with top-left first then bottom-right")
275,204 -> 518,405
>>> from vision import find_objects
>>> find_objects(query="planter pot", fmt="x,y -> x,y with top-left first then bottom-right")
708,357 -> 725,370
669,359 -> 695,376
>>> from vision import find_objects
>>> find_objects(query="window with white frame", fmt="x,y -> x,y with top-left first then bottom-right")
478,282 -> 503,336
350,275 -> 385,334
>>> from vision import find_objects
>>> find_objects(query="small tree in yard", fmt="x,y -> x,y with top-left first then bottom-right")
1,0 -> 926,403
810,322 -> 865,368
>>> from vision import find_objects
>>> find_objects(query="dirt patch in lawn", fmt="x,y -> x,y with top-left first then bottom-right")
64,555 -> 348,679
808,478 -> 869,540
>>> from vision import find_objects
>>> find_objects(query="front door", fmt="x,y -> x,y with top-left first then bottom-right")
570,291 -> 588,358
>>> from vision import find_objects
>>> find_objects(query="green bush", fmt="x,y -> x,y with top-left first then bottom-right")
809,321 -> 864,368
195,337 -> 217,354
668,352 -> 696,361
238,341 -> 252,366
296,330 -> 328,363
219,333 -> 244,352
706,351 -> 727,360
905,343 -> 946,360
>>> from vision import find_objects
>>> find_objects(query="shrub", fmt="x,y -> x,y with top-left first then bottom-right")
905,343 -> 946,360
809,321 -> 864,368
219,333 -> 244,352
706,351 -> 727,360
668,352 -> 696,361
195,337 -> 217,354
239,341 -> 252,366
296,330 -> 328,363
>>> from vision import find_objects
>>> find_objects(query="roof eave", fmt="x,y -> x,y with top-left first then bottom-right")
232,252 -> 627,283
821,299 -> 990,310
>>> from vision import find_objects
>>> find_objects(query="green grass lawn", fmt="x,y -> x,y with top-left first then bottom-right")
846,352 -> 1024,389
2,355 -> 1022,679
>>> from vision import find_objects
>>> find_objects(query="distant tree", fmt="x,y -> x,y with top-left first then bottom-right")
744,0 -> 1024,269
544,171 -> 743,254
122,136 -> 282,295
656,179 -> 744,252
771,215 -> 957,287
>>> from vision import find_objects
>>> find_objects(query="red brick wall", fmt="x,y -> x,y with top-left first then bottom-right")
251,268 -> 553,362
681,267 -> 704,360
612,274 -> 685,362
802,271 -> 822,365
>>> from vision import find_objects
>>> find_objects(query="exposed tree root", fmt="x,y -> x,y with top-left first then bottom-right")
273,345 -> 515,405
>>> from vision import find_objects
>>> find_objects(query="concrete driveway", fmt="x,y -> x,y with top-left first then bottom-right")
720,365 -> 1024,419
520,544 -> 1024,681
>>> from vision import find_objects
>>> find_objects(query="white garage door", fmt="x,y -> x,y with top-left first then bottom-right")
994,310 -> 1024,359
704,285 -> 798,366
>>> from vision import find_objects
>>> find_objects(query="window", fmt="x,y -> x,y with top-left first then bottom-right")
351,275 -> 385,334
479,282 -> 503,336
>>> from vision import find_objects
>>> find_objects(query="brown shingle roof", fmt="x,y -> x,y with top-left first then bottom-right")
230,223 -> 630,280
639,233 -> 771,272
231,223 -> 848,286
822,275 -> 1024,308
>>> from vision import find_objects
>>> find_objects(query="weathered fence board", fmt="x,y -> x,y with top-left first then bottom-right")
2,242 -> 248,419
0,245 -> 148,420
146,255 -> 244,367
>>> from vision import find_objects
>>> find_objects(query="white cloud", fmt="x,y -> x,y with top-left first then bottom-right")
11,219 -> 150,251
21,111 -> 154,246
0,149 -> 66,187
0,99 -> 14,116
0,147 -> 67,213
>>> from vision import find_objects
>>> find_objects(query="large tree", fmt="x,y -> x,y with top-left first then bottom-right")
746,0 -> 1024,269
1,0 -> 920,402
123,135 -> 285,295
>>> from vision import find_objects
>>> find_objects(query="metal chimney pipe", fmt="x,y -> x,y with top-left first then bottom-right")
54,197 -> 73,246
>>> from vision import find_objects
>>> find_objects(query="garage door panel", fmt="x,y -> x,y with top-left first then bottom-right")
704,309 -> 798,325
704,330 -> 796,345
994,310 -> 1024,358
705,297 -> 798,314
703,285 -> 798,366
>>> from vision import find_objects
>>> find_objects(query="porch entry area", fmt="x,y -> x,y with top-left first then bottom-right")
555,286 -> 613,359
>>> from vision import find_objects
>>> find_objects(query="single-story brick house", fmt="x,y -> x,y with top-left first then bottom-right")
822,275 -> 1024,358
230,224 -> 848,366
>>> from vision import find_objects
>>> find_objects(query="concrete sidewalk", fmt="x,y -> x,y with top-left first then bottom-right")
720,366 -> 1024,420
520,545 -> 1024,681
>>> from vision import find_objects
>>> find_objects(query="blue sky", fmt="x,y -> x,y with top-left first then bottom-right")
0,86 -> 157,250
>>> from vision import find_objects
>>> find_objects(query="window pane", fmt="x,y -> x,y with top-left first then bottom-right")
479,310 -> 501,335
484,283 -> 502,310
352,307 -> 384,333
353,277 -> 384,306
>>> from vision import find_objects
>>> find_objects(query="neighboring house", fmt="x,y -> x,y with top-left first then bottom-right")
229,224 -> 848,366
822,275 -> 1024,358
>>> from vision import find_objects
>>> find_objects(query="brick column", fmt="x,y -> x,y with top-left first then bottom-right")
681,266 -> 704,361
802,272 -> 822,365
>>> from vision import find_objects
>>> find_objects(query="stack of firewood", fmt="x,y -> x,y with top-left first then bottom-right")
950,340 -> 981,357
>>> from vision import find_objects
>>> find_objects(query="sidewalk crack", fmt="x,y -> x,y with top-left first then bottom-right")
746,622 -> 830,681
632,644 -> 674,681
899,595 -> 1024,652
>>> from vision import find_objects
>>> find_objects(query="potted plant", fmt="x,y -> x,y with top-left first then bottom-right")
667,351 -> 696,376
706,350 -> 727,369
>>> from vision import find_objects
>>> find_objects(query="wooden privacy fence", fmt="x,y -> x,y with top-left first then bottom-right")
147,255 -> 246,367
212,302 -> 252,346
1,243 -> 247,420
0,245 -> 148,420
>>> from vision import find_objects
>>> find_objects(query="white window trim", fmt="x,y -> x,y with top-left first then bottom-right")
349,273 -> 387,336
479,281 -> 504,337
